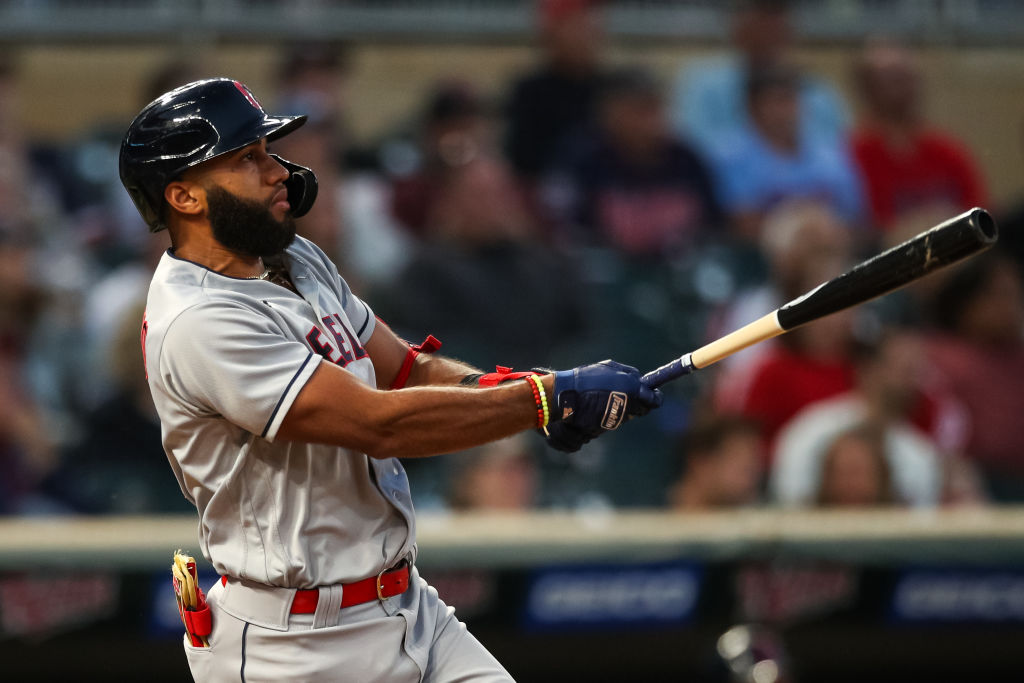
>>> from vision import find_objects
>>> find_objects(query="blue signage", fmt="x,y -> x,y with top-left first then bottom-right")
891,569 -> 1024,623
523,561 -> 702,631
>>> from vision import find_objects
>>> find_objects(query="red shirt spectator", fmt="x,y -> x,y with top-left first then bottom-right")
716,259 -> 859,455
732,344 -> 855,453
852,128 -> 986,231
927,334 -> 1024,478
924,251 -> 1024,501
850,40 -> 987,232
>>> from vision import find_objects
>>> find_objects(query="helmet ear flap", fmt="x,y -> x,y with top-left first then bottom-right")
270,154 -> 318,218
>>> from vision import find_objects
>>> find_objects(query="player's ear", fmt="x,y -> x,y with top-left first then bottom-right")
164,181 -> 204,219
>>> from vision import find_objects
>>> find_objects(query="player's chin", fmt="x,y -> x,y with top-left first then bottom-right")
270,201 -> 292,222
277,220 -> 299,249
254,215 -> 298,256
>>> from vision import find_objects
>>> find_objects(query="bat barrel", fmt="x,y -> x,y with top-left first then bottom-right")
775,207 -> 998,331
640,208 -> 998,391
971,207 -> 999,243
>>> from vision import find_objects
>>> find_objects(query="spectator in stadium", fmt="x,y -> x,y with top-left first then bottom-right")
0,58 -> 70,513
925,251 -> 1024,501
667,415 -> 764,510
813,423 -> 899,507
446,435 -> 539,512
0,53 -> 65,244
372,153 -> 587,372
0,231 -> 58,514
850,39 -> 988,234
993,117 -> 1024,278
670,0 -> 848,157
770,330 -> 964,509
706,61 -> 864,241
389,81 -> 498,238
273,44 -> 350,256
80,61 -> 194,408
503,0 -> 609,185
995,194 -> 1024,281
718,274 -> 859,452
44,303 -> 191,514
712,203 -> 859,448
276,42 -> 352,152
541,66 -> 723,258
273,44 -> 411,289
712,200 -> 853,405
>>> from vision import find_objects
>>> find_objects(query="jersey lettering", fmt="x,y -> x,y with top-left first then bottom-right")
305,314 -> 367,368
335,314 -> 369,362
323,316 -> 354,364
306,327 -> 339,364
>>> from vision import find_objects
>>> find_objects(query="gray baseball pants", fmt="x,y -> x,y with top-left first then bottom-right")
183,567 -> 514,682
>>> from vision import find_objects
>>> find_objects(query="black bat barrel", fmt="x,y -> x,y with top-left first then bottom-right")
776,207 -> 998,331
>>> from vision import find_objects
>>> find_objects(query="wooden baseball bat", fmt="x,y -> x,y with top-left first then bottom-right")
642,207 -> 998,388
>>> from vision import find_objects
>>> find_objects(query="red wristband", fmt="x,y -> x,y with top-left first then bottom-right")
389,334 -> 442,390
478,366 -> 542,387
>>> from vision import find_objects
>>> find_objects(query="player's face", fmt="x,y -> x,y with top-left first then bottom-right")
205,183 -> 297,259
196,140 -> 297,257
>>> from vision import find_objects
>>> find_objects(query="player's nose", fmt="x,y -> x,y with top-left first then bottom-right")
265,152 -> 290,185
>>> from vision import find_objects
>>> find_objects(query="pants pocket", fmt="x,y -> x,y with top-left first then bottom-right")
182,633 -> 214,681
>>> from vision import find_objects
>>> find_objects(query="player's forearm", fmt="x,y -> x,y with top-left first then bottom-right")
279,363 -> 553,459
403,353 -> 482,388
360,381 -> 544,459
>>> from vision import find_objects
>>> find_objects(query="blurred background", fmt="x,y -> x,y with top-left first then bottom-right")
2,0 -> 1024,680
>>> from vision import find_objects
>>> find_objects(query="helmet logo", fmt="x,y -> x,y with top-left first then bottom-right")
232,81 -> 264,112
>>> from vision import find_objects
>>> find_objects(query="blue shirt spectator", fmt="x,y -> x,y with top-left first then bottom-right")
672,54 -> 848,156
710,122 -> 863,226
668,0 -> 847,159
704,62 -> 863,239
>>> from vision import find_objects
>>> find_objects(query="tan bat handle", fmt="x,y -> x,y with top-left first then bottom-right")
642,312 -> 785,388
690,311 -> 784,369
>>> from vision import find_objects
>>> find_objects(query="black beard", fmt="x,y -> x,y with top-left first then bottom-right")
206,185 -> 297,258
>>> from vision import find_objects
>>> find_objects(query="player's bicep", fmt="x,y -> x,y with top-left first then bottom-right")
365,323 -> 478,389
160,303 -> 321,438
276,361 -> 386,451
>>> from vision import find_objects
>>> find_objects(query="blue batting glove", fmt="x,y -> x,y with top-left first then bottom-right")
543,360 -> 662,453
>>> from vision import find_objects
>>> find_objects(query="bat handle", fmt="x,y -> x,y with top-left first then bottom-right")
641,353 -> 696,388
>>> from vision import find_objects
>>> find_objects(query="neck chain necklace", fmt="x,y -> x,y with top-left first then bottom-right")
245,258 -> 271,280
248,257 -> 298,293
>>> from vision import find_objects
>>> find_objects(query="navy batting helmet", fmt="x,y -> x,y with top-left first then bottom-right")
119,77 -> 318,231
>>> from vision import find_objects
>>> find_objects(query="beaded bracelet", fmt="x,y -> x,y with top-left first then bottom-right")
525,376 -> 544,428
526,375 -> 549,428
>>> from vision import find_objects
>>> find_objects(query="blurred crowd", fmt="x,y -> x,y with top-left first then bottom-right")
2,0 -> 1024,517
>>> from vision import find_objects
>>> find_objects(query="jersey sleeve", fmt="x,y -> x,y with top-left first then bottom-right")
294,235 -> 376,345
158,301 -> 322,442
343,287 -> 376,346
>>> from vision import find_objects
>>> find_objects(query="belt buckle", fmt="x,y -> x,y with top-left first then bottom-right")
376,567 -> 388,601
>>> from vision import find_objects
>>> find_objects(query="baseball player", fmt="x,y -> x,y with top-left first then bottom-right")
119,78 -> 662,682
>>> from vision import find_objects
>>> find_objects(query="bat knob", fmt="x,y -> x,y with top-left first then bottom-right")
642,354 -> 695,388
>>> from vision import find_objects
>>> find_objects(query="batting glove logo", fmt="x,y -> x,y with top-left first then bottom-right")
601,392 -> 628,430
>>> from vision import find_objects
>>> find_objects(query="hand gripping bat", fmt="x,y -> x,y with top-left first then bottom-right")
642,207 -> 998,388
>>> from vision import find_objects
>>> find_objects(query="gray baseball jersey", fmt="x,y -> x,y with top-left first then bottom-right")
144,236 -> 416,588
